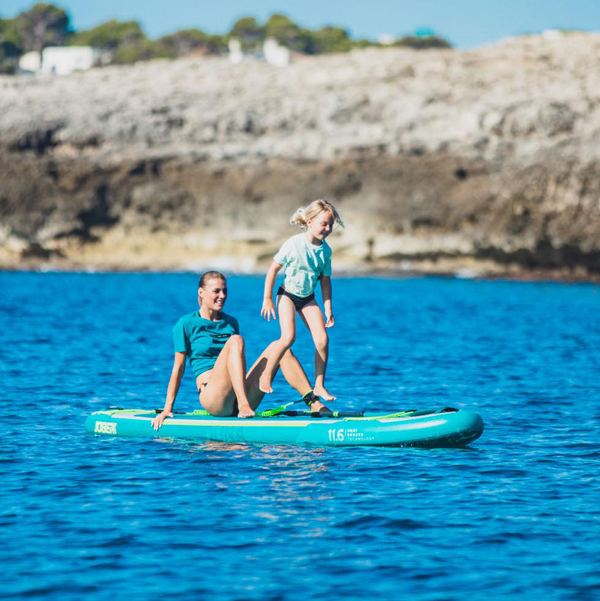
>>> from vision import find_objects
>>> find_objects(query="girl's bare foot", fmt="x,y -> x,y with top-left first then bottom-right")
310,399 -> 330,413
313,386 -> 336,401
259,373 -> 273,394
301,392 -> 330,412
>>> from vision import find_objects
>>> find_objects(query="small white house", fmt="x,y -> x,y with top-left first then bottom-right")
228,37 -> 290,67
40,46 -> 104,75
542,29 -> 565,41
378,34 -> 396,46
263,38 -> 290,67
228,39 -> 244,64
18,51 -> 42,73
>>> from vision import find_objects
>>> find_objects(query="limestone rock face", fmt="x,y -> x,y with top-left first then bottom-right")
1,32 -> 600,277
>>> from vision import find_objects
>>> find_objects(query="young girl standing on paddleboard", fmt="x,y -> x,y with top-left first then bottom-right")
260,199 -> 344,401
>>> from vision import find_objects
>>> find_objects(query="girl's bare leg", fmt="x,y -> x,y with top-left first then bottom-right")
259,295 -> 297,394
280,348 -> 329,411
299,301 -> 336,401
246,344 -> 330,411
199,335 -> 254,418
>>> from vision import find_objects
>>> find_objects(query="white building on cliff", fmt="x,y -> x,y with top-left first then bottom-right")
228,37 -> 290,67
18,46 -> 105,76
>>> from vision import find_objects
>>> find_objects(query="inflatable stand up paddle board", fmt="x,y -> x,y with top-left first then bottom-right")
86,406 -> 484,448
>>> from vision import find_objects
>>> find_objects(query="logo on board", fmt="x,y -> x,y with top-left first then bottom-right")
95,421 -> 117,435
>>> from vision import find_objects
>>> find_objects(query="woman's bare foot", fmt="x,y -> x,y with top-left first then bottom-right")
259,373 -> 273,394
313,386 -> 336,401
237,403 -> 255,418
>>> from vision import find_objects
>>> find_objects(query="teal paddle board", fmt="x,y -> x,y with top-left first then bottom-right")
85,407 -> 484,448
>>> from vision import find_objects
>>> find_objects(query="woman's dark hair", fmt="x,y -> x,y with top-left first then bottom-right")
198,271 -> 227,289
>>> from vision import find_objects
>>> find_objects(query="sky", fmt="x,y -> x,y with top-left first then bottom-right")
2,0 -> 600,49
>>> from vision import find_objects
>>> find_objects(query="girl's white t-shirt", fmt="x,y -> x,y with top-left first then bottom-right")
274,234 -> 332,297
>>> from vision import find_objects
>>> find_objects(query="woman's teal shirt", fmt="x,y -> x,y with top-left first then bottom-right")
172,311 -> 240,377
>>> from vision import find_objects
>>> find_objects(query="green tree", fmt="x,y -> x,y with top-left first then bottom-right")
0,18 -> 24,74
293,28 -> 318,54
310,26 -> 353,54
112,38 -> 172,64
204,34 -> 227,55
158,28 -> 225,57
69,20 -> 145,51
395,35 -> 452,49
264,13 -> 301,49
352,38 -> 375,50
229,16 -> 263,50
15,2 -> 71,52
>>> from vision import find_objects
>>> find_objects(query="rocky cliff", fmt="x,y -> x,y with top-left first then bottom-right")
2,31 -> 600,278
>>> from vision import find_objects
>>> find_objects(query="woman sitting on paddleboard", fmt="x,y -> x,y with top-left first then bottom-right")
152,271 -> 328,430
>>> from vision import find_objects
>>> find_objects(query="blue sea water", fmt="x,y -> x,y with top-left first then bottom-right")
1,272 -> 599,600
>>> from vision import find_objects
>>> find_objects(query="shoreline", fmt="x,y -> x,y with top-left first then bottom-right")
3,259 -> 599,285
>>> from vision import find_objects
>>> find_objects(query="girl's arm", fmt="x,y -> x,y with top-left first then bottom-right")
261,261 -> 283,321
152,352 -> 186,430
321,276 -> 335,328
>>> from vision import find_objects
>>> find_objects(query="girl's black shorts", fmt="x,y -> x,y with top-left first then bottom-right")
276,286 -> 315,311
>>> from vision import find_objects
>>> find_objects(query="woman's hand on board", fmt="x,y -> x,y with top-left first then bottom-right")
261,299 -> 277,321
151,410 -> 173,431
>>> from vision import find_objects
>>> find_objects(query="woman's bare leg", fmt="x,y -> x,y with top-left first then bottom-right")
246,342 -> 278,409
199,335 -> 254,418
277,350 -> 312,398
299,301 -> 336,401
259,295 -> 297,394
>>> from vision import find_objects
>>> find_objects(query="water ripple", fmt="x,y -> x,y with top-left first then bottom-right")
1,273 -> 599,600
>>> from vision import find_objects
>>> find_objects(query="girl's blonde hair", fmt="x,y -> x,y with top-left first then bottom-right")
289,199 -> 345,230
